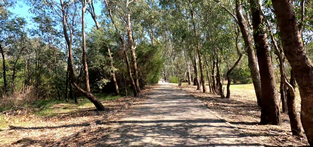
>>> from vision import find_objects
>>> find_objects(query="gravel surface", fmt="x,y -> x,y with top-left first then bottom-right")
86,83 -> 264,146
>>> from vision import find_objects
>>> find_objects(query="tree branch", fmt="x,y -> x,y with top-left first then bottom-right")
215,1 -> 238,24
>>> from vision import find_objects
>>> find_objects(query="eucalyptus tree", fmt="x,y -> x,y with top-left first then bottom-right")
81,0 -> 91,92
0,5 -> 28,94
28,0 -> 105,110
104,0 -> 138,96
272,0 -> 313,144
189,1 -> 206,92
225,28 -> 243,98
216,0 -> 262,106
159,0 -> 202,90
250,0 -> 280,125
200,1 -> 233,97
0,8 -> 10,94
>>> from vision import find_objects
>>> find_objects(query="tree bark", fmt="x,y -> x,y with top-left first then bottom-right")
126,0 -> 140,93
204,58 -> 213,93
82,0 -> 90,92
105,0 -> 137,97
0,44 -> 7,94
272,0 -> 313,144
236,0 -> 262,107
107,45 -> 120,95
258,1 -> 288,114
279,56 -> 288,113
60,0 -> 105,111
211,55 -> 217,94
65,65 -> 69,101
281,70 -> 288,113
183,50 -> 191,85
287,70 -> 304,137
88,0 -> 120,95
226,31 -> 242,98
121,36 -> 138,97
215,49 -> 225,98
198,50 -> 206,93
250,0 -> 280,125
206,69 -> 212,93
190,6 -> 205,92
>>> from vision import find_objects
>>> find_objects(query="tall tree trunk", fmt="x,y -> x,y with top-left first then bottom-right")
82,1 -> 90,92
250,0 -> 280,125
258,1 -> 288,114
107,45 -> 120,95
211,55 -> 217,94
0,44 -> 7,94
126,0 -> 140,93
60,0 -> 105,111
287,70 -> 304,137
88,1 -> 120,95
215,49 -> 225,98
272,0 -> 313,144
236,0 -> 262,107
65,64 -> 69,101
204,58 -> 213,93
123,72 -> 128,96
226,28 -> 242,98
69,78 -> 73,101
187,71 -> 191,85
191,6 -> 205,92
280,59 -> 288,113
105,0 -> 137,97
190,8 -> 200,90
206,69 -> 212,93
198,51 -> 206,93
183,50 -> 191,85
226,51 -> 242,98
121,36 -> 138,97
193,57 -> 200,89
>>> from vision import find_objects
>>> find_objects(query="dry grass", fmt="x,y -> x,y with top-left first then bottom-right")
176,83 -> 309,146
0,87 -> 38,111
0,86 -> 153,146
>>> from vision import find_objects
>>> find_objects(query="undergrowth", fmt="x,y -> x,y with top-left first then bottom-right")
0,92 -> 121,129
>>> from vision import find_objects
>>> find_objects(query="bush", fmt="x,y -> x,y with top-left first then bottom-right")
230,67 -> 252,84
169,76 -> 179,83
136,43 -> 163,85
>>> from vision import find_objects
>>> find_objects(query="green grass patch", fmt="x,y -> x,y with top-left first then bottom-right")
32,94 -> 121,117
228,83 -> 255,90
169,76 -> 179,83
0,106 -> 12,112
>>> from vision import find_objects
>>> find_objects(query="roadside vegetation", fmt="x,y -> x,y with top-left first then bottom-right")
1,0 -> 313,146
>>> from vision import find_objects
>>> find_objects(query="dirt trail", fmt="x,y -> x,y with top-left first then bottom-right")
90,83 -> 264,146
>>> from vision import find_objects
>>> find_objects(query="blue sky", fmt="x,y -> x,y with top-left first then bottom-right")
7,1 -> 102,33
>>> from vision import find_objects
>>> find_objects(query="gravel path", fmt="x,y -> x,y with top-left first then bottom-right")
98,83 -> 264,146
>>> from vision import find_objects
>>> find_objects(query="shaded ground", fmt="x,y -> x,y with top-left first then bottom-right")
0,90 -> 150,146
1,83 -> 309,146
178,83 -> 309,146
54,83 -> 265,146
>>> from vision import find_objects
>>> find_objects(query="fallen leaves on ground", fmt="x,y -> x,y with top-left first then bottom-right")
177,84 -> 309,146
0,86 -> 153,147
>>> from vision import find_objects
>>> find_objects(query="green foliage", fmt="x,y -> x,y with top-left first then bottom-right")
169,76 -> 179,83
137,43 -> 163,85
230,67 -> 252,84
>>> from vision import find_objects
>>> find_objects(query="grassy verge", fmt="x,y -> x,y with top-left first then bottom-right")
33,94 -> 121,117
0,94 -> 121,130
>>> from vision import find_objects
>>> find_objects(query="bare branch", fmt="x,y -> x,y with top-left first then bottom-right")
215,1 -> 238,24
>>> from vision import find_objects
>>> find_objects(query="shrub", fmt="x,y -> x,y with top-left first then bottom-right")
169,76 -> 179,83
230,67 -> 252,84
